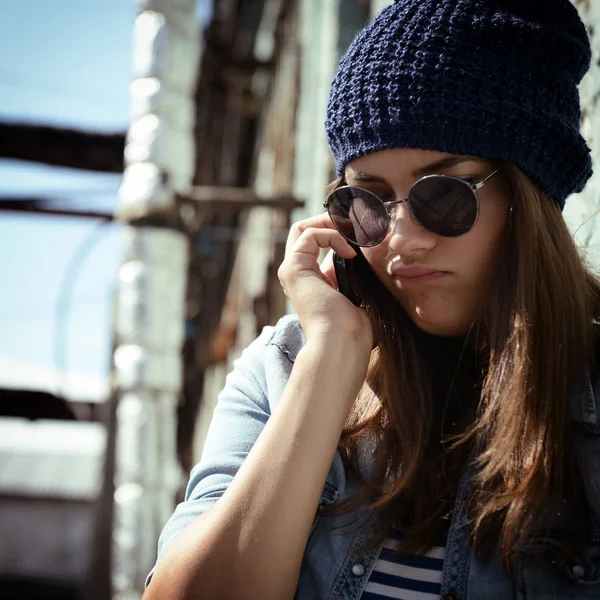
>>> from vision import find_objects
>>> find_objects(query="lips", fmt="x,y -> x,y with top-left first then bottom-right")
390,265 -> 449,286
391,266 -> 445,278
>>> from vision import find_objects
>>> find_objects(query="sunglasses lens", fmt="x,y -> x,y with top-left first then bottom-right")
327,187 -> 389,247
409,177 -> 477,237
327,177 -> 478,245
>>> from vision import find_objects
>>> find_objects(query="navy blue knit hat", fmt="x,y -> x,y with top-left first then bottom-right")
325,0 -> 593,209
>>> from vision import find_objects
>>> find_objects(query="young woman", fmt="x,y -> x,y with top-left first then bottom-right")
144,1 -> 600,599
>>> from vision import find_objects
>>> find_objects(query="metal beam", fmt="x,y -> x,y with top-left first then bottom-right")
0,122 -> 125,172
0,199 -> 114,220
0,190 -> 302,222
180,186 -> 302,209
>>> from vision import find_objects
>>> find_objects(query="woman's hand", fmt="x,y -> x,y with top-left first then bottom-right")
277,213 -> 373,351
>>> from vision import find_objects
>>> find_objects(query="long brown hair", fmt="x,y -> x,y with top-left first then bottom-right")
323,162 -> 600,567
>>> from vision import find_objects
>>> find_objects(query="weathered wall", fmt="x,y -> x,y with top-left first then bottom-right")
566,0 -> 600,268
370,0 -> 393,19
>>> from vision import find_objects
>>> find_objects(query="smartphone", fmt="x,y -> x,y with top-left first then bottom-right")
333,252 -> 362,307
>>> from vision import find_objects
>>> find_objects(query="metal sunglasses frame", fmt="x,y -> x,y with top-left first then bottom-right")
324,168 -> 501,246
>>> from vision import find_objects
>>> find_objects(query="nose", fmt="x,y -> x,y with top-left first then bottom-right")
387,202 -> 438,257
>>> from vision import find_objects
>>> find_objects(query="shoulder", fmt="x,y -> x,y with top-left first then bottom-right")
585,325 -> 600,427
226,314 -> 305,412
233,313 -> 305,368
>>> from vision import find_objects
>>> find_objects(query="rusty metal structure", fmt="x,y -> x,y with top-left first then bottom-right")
112,1 -> 307,596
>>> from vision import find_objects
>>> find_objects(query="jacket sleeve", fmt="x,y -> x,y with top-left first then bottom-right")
146,324 -> 275,585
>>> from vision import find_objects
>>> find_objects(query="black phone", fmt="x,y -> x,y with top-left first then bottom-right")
333,252 -> 362,307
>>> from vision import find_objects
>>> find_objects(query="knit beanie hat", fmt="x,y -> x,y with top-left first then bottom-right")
325,0 -> 593,209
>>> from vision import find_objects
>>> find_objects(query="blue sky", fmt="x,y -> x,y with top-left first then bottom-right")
0,1 -> 209,398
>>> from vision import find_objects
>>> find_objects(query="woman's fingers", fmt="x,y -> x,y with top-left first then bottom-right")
290,227 -> 356,262
285,212 -> 337,256
277,213 -> 372,348
278,225 -> 355,296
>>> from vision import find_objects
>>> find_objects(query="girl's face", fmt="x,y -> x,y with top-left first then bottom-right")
345,148 -> 512,336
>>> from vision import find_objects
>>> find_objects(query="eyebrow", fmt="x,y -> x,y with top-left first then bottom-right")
346,156 -> 486,183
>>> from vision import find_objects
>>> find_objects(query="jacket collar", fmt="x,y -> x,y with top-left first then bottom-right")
570,368 -> 598,426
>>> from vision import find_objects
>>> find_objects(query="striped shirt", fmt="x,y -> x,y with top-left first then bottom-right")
361,530 -> 445,600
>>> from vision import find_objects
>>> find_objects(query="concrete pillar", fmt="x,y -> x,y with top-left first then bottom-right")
111,1 -> 200,597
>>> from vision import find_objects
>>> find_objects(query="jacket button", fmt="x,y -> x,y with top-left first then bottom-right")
352,563 -> 366,577
445,594 -> 460,600
571,564 -> 586,578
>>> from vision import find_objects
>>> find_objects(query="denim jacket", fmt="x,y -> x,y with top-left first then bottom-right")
150,315 -> 600,599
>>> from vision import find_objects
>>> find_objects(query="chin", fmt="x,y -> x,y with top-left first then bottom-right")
408,306 -> 472,337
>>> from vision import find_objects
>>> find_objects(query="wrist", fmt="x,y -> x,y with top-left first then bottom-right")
293,340 -> 370,418
304,320 -> 373,355
299,335 -> 372,381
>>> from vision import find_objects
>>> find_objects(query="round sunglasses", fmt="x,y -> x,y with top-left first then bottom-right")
324,169 -> 501,247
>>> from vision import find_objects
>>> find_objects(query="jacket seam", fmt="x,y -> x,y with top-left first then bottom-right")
267,340 -> 298,364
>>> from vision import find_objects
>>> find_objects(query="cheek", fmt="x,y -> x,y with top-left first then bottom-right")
446,208 -> 509,313
361,244 -> 386,265
360,244 -> 391,282
468,202 -> 510,271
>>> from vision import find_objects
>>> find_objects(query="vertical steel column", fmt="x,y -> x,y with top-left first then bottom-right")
293,0 -> 340,221
111,1 -> 200,598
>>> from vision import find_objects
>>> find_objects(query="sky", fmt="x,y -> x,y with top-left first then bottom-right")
0,1 -> 210,400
